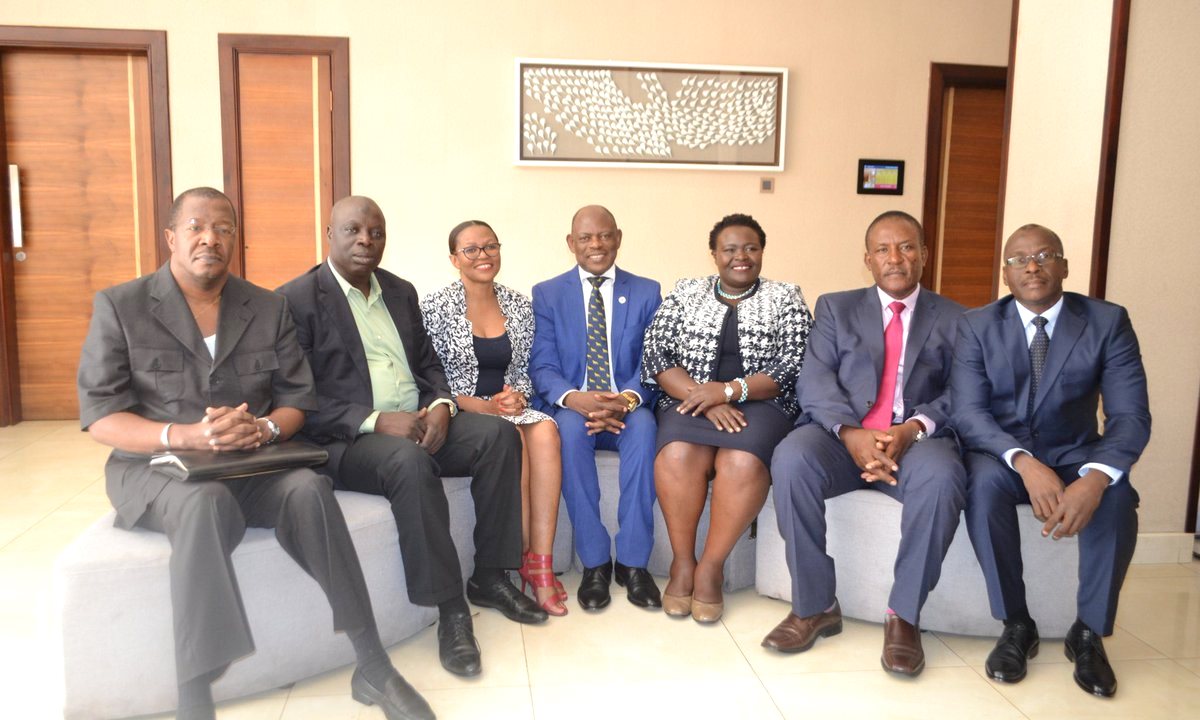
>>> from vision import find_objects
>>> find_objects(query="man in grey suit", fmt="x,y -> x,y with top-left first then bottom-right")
762,211 -> 966,676
77,188 -> 432,720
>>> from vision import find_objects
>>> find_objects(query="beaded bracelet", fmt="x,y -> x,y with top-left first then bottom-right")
737,378 -> 750,403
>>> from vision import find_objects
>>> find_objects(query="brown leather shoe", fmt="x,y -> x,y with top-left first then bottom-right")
881,614 -> 925,676
761,602 -> 843,653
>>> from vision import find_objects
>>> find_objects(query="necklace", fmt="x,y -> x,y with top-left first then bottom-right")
716,279 -> 758,301
189,295 -> 221,320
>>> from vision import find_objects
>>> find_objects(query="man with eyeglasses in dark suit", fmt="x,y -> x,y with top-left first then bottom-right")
951,223 -> 1151,698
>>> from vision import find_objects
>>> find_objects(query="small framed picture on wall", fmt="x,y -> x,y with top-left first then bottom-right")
857,159 -> 905,195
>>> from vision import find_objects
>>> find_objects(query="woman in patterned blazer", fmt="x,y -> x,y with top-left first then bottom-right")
642,213 -> 813,623
420,221 -> 567,616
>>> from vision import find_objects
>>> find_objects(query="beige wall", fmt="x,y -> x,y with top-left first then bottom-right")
1107,0 -> 1200,533
1,0 -> 1011,300
1001,0 -> 1113,292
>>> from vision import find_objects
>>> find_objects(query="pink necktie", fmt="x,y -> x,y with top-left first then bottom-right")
862,301 -> 906,430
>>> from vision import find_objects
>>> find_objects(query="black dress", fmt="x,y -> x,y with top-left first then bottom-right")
473,333 -> 512,397
654,289 -> 793,467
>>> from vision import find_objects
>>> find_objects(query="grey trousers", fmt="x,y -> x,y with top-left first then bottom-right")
771,424 -> 967,625
135,467 -> 376,683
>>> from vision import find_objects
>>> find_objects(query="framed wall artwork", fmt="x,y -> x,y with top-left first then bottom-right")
516,58 -> 787,171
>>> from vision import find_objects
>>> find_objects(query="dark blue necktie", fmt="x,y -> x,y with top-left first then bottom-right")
585,276 -> 612,391
1026,316 -> 1049,422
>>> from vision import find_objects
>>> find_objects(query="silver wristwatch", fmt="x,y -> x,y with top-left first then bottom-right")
723,382 -> 735,403
262,418 -> 281,445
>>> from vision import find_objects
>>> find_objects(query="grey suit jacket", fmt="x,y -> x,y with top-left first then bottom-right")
78,263 -> 317,527
796,286 -> 965,436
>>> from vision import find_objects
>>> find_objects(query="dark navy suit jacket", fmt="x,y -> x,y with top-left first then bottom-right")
950,292 -> 1150,473
529,266 -> 661,412
796,286 -> 965,437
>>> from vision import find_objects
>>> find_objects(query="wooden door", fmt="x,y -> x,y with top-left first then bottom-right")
219,35 -> 349,290
921,64 -> 1007,308
1,50 -> 156,419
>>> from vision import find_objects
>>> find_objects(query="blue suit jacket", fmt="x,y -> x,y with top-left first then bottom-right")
529,266 -> 661,411
277,263 -> 453,445
796,286 -> 964,437
950,292 -> 1150,472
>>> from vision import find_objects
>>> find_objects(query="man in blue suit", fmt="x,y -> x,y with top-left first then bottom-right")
952,224 -> 1150,697
763,211 -> 966,676
530,205 -> 663,610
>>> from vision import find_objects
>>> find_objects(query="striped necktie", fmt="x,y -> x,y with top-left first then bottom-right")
585,276 -> 612,391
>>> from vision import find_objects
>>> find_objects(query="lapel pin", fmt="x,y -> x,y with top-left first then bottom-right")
618,296 -> 627,304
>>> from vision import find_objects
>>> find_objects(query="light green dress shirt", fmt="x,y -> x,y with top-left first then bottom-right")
328,261 -> 419,433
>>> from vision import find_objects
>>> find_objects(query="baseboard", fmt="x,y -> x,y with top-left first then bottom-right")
1132,532 -> 1196,563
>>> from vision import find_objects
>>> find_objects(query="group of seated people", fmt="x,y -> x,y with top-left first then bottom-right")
76,187 -> 1150,720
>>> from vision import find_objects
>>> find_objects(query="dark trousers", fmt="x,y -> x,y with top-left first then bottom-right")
336,412 -> 523,606
964,451 -> 1138,635
136,468 -> 375,684
771,424 -> 967,625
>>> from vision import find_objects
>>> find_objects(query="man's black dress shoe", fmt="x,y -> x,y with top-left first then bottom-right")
578,561 -> 613,610
467,574 -> 549,624
351,666 -> 436,720
437,612 -> 482,677
614,561 -> 662,608
985,619 -> 1040,682
1065,619 -> 1117,697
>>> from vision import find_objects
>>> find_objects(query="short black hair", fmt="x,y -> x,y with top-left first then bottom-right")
166,187 -> 236,228
708,213 -> 766,251
864,210 -> 923,248
448,220 -> 495,254
1009,223 -> 1064,253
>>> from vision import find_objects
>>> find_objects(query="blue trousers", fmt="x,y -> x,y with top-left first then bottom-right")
964,452 -> 1138,635
771,424 -> 966,625
552,405 -> 657,568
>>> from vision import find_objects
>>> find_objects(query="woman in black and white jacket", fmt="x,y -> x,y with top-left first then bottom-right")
420,221 -> 567,616
642,213 -> 812,623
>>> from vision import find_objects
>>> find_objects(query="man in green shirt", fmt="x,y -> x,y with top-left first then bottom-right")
278,196 -> 544,681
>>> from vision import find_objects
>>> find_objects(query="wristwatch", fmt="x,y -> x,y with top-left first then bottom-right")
723,383 -> 735,403
619,390 -> 640,412
911,419 -> 928,443
262,417 -> 281,445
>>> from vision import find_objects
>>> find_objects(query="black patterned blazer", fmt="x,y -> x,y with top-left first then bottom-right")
641,275 -> 812,417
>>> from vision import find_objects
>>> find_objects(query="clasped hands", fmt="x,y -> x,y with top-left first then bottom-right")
1013,453 -> 1108,540
374,403 -> 452,453
840,420 -> 924,486
565,390 -> 632,436
171,402 -> 263,452
676,380 -> 746,433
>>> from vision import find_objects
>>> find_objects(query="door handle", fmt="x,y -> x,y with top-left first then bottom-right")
7,164 -> 22,250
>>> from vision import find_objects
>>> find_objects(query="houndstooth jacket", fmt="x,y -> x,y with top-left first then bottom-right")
641,275 -> 813,417
420,280 -> 551,424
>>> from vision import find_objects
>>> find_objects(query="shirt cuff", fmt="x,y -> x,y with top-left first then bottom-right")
427,398 -> 458,417
359,411 -> 380,435
1080,462 -> 1123,486
909,413 -> 936,436
556,390 -> 575,408
831,423 -> 843,438
1002,447 -> 1029,471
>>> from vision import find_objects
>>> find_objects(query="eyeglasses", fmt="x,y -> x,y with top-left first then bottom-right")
1004,250 -> 1064,268
457,242 -> 501,260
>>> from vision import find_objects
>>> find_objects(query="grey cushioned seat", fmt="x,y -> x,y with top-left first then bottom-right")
54,479 -> 572,720
755,487 -> 1079,637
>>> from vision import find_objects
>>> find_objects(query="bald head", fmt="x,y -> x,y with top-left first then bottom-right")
1002,223 -> 1063,259
327,195 -> 387,293
571,204 -> 617,233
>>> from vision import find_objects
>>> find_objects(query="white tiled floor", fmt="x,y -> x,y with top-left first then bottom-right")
3,420 -> 1198,719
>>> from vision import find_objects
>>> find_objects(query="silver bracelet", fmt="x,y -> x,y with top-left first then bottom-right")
160,422 -> 174,451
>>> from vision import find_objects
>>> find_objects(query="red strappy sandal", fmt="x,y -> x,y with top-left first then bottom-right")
519,551 -> 568,616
